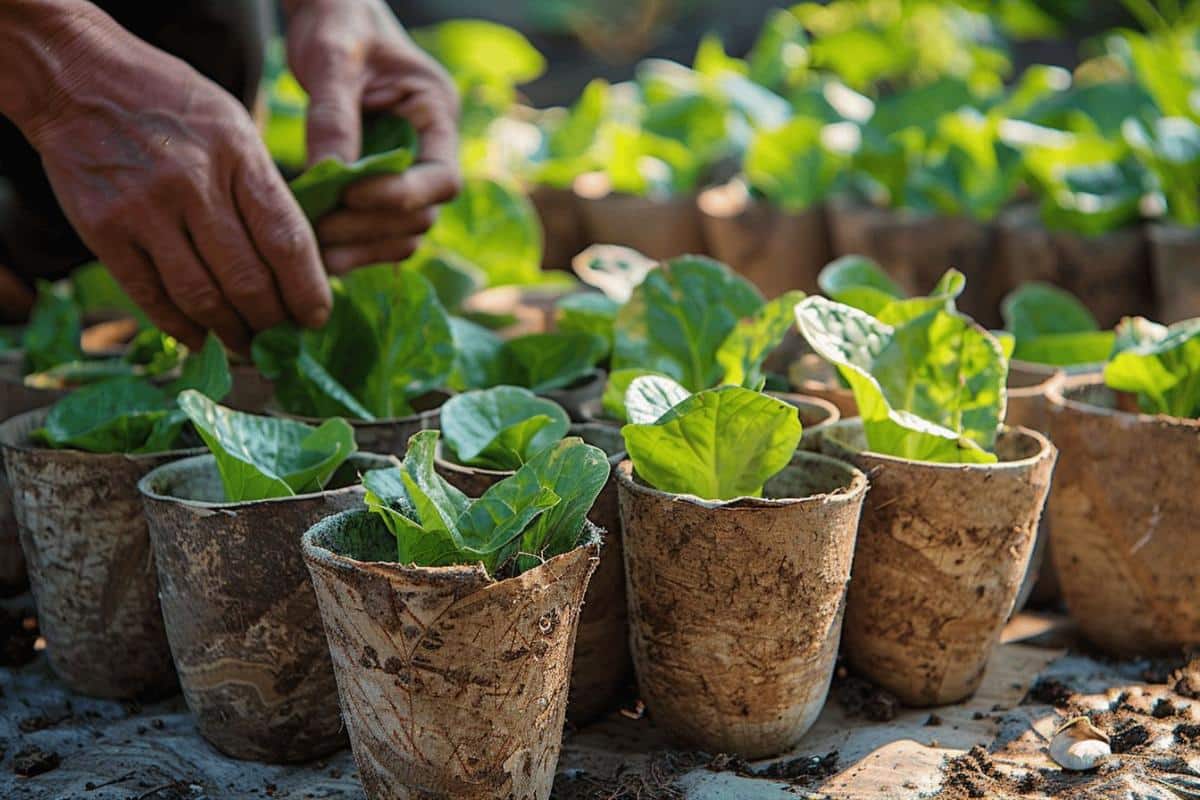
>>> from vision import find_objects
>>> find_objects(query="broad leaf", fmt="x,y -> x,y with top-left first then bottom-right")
625,375 -> 691,424
441,386 -> 570,470
167,333 -> 232,400
35,377 -> 172,454
448,316 -> 505,391
613,256 -> 764,391
716,290 -> 806,388
1001,282 -> 1113,366
290,117 -> 417,220
796,296 -> 1006,463
179,390 -> 357,501
622,385 -> 803,501
499,332 -> 607,393
745,117 -> 847,211
23,282 -> 82,375
818,256 -> 904,316
601,367 -> 674,423
555,293 -> 620,356
1104,316 -> 1200,418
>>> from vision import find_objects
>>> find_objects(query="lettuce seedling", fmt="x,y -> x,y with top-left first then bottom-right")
606,256 -> 802,419
290,116 -> 417,220
34,334 -> 231,454
447,319 -> 607,394
796,296 -> 1007,463
621,384 -> 802,501
554,293 -> 620,358
22,282 -> 83,375
441,386 -> 570,471
744,116 -> 852,212
179,390 -> 357,501
1001,282 -> 1115,366
253,266 -> 454,420
1124,115 -> 1200,226
363,430 -> 608,577
818,256 -> 905,316
1104,316 -> 1200,418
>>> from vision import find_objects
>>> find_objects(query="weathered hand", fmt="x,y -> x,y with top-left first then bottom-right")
3,2 -> 331,352
286,0 -> 462,273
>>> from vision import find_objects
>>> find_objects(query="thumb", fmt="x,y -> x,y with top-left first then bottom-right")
305,79 -> 362,166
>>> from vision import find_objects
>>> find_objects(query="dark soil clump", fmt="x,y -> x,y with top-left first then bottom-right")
1109,720 -> 1150,753
941,746 -> 1001,799
1174,723 -> 1200,745
1026,677 -> 1073,708
12,746 -> 60,777
834,673 -> 899,721
1173,658 -> 1200,699
753,751 -> 839,782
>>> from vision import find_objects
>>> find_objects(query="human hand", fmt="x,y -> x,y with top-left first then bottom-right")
285,0 -> 461,273
10,3 -> 331,352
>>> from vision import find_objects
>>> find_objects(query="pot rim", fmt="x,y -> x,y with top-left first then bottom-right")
0,406 -> 203,462
266,389 -> 450,428
766,390 -> 841,430
301,508 -> 601,588
818,418 -> 1055,471
614,450 -> 868,510
137,451 -> 397,510
1046,371 -> 1200,430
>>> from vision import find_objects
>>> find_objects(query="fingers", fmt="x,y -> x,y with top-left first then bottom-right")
305,63 -> 364,165
97,243 -> 208,350
233,155 -> 333,328
147,229 -> 252,353
186,203 -> 289,333
322,237 -> 422,274
315,206 -> 437,247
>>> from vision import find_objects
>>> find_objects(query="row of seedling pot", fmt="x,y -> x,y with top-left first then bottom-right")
4,253 -> 1198,799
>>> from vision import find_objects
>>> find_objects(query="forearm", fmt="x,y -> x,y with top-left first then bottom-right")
0,0 -> 119,138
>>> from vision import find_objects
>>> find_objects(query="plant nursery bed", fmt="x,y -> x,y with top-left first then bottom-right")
3,602 -> 1195,800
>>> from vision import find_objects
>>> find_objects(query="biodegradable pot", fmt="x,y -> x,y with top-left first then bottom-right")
1148,223 -> 1200,323
435,425 -> 633,724
827,201 -> 1000,327
787,354 -> 858,419
0,358 -> 69,596
139,453 -> 395,763
302,510 -> 600,800
616,453 -> 868,758
0,408 -> 190,699
530,184 -> 587,271
273,390 -> 448,458
997,205 -> 1153,327
539,368 -> 605,423
1046,374 -> 1200,655
817,421 -> 1056,706
575,191 -> 707,262
697,188 -> 832,299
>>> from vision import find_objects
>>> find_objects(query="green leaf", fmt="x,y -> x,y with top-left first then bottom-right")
555,293 -> 619,356
441,386 -> 570,470
796,296 -> 1005,463
448,316 -> 505,391
1012,330 -> 1116,366
622,385 -> 803,501
36,377 -> 172,453
1104,316 -> 1200,418
415,178 -> 543,287
1124,116 -> 1200,226
624,375 -> 691,425
874,269 -> 965,326
747,8 -> 810,91
745,117 -> 845,210
601,368 -> 673,423
818,256 -> 905,316
70,262 -> 139,318
613,256 -> 764,391
290,117 -> 417,220
23,281 -> 82,375
124,328 -> 184,376
166,332 -> 231,401
178,390 -> 357,501
254,267 -> 453,419
716,290 -> 806,388
413,19 -> 545,92
499,332 -> 607,393
1002,282 -> 1099,341
365,430 -> 605,576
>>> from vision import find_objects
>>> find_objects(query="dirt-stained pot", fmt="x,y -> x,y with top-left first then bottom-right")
697,185 -> 832,299
788,354 -> 858,420
1148,224 -> 1200,323
0,407 -> 192,699
996,205 -> 1153,327
530,184 -> 587,271
617,452 -> 868,758
273,390 -> 448,459
574,186 -> 707,262
827,201 -> 1000,327
434,425 -> 632,725
302,509 -> 599,800
138,452 -> 395,763
816,420 -> 1056,706
539,368 -> 606,423
1046,374 -> 1200,656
